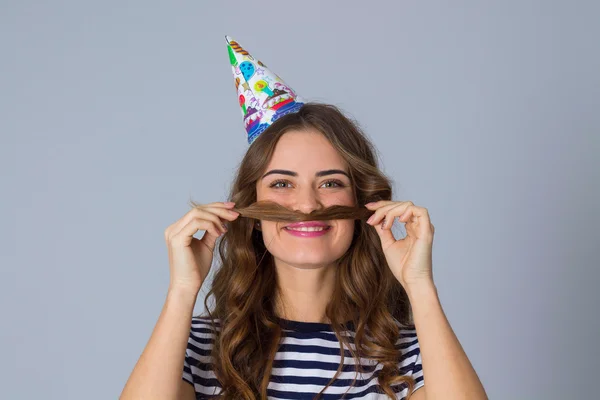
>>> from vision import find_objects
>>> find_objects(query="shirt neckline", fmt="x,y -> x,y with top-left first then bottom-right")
275,316 -> 355,333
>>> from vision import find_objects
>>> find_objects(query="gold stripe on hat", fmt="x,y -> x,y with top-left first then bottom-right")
229,40 -> 249,56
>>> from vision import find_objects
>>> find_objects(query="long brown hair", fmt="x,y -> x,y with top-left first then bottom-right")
189,102 -> 418,399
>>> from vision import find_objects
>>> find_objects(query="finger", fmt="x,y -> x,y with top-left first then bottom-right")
399,206 -> 434,239
166,202 -> 231,240
202,201 -> 237,212
203,207 -> 240,233
367,202 -> 414,228
171,218 -> 223,248
197,206 -> 240,224
193,236 -> 216,253
400,205 -> 430,222
188,208 -> 236,236
206,206 -> 240,222
208,201 -> 236,208
168,204 -> 238,241
365,203 -> 395,224
365,200 -> 412,208
364,200 -> 395,209
371,213 -> 396,247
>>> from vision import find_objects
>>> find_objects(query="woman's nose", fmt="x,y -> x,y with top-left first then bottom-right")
292,189 -> 323,214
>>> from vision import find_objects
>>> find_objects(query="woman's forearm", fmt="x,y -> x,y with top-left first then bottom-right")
407,282 -> 488,400
120,287 -> 199,400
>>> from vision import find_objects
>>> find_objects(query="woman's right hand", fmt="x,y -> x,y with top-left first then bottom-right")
164,201 -> 239,293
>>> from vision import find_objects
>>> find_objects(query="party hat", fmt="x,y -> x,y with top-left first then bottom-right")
225,35 -> 305,144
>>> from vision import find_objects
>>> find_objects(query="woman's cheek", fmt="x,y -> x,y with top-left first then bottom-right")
336,220 -> 355,239
262,220 -> 281,237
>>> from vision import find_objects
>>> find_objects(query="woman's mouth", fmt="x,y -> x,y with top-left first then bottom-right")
283,225 -> 332,237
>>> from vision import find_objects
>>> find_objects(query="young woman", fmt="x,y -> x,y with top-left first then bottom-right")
120,38 -> 488,400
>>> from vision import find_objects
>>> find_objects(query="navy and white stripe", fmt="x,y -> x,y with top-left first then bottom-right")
182,316 -> 424,399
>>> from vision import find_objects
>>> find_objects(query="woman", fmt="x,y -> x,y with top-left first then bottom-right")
120,37 -> 488,400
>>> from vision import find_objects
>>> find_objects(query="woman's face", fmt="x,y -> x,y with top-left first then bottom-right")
255,128 -> 356,270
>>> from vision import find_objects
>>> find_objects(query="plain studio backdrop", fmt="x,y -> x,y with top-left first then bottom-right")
2,1 -> 599,399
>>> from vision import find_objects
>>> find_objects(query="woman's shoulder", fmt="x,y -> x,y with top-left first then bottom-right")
392,318 -> 424,392
185,316 -> 220,365
393,318 -> 417,337
392,319 -> 420,360
190,315 -> 221,333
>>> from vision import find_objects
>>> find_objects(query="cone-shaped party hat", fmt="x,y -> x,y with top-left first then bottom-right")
225,35 -> 305,144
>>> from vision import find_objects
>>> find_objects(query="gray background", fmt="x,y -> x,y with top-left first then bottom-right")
2,1 -> 599,399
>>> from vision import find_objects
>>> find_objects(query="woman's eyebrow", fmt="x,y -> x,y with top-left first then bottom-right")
261,169 -> 350,180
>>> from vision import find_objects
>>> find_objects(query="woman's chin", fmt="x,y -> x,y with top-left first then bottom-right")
273,253 -> 342,269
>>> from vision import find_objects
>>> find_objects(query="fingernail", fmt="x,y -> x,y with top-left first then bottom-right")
367,215 -> 374,224
224,201 -> 235,206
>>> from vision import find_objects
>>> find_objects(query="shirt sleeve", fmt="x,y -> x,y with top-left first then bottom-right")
397,323 -> 425,396
182,358 -> 194,387
411,344 -> 425,394
182,326 -> 195,387
181,316 -> 222,398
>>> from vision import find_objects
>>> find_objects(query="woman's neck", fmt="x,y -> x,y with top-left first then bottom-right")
273,282 -> 333,324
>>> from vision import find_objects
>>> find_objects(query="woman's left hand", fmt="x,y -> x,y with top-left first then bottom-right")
365,200 -> 435,290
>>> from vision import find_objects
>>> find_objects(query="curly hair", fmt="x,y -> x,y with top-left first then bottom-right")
189,102 -> 418,399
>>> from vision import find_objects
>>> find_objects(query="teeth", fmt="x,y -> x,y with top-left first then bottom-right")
286,226 -> 328,232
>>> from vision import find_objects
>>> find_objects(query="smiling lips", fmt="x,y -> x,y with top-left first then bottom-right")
284,221 -> 331,237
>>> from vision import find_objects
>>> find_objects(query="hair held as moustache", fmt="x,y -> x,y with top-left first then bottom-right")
224,200 -> 373,223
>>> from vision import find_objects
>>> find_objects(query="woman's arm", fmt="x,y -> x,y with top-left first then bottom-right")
120,287 -> 199,400
406,282 -> 488,400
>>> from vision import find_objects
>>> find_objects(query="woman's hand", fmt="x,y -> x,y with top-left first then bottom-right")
164,201 -> 239,293
365,200 -> 435,290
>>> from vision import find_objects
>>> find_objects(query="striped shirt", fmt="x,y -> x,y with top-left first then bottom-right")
182,316 -> 424,399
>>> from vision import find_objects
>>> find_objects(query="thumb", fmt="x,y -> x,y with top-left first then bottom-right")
200,229 -> 220,250
373,218 -> 396,248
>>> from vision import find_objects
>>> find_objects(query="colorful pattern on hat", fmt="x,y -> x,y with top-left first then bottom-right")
226,35 -> 305,144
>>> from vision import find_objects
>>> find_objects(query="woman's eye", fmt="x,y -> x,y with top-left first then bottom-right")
269,179 -> 345,189
322,180 -> 344,188
270,180 -> 291,188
